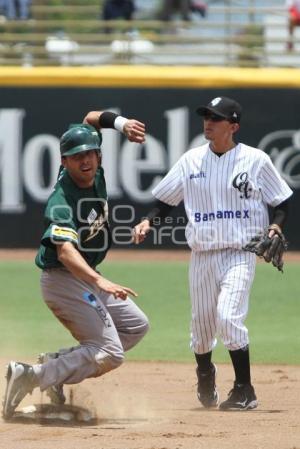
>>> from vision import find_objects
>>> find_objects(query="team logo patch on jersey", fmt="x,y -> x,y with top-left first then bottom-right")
232,172 -> 253,199
87,208 -> 98,225
84,202 -> 109,243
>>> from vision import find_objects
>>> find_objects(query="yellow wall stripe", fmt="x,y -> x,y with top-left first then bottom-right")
0,66 -> 300,88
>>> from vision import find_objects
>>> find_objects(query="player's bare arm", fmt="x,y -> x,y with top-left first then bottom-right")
83,110 -> 145,144
57,241 -> 137,300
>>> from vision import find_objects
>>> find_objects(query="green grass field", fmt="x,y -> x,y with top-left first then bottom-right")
0,260 -> 299,364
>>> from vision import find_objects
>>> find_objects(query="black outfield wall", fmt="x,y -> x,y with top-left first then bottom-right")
0,67 -> 299,249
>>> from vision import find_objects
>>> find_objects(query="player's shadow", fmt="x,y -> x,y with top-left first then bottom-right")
5,404 -> 151,428
191,407 -> 284,413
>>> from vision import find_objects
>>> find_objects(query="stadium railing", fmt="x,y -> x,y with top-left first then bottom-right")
0,4 -> 297,67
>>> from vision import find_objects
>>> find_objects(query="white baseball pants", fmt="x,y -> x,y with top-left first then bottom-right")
189,248 -> 256,354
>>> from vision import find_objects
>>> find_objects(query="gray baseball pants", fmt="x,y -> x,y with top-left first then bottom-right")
36,268 -> 149,391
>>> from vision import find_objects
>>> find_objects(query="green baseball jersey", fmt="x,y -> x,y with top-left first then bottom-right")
35,167 -> 112,270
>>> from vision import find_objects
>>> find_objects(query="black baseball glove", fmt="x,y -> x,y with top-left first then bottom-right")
243,224 -> 288,272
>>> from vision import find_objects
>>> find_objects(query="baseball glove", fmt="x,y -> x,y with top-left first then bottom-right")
243,224 -> 288,272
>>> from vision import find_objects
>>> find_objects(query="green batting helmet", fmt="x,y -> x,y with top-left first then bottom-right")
60,124 -> 102,157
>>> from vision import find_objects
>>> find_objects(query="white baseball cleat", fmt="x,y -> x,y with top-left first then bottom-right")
3,361 -> 36,420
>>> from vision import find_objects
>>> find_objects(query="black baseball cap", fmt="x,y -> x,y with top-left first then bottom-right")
196,96 -> 242,123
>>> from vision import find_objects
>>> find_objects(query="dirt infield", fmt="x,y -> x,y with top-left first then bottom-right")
1,250 -> 299,448
0,360 -> 299,449
1,248 -> 300,262
0,249 -> 191,262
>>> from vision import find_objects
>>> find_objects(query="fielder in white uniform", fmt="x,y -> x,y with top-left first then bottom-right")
133,96 -> 293,410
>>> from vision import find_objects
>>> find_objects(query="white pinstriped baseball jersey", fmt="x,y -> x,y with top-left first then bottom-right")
152,143 -> 293,251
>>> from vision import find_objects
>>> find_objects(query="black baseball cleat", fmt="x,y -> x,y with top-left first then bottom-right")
219,382 -> 258,411
38,353 -> 66,405
2,361 -> 37,420
196,363 -> 219,408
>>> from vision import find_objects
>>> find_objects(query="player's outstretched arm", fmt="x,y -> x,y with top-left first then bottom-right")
82,110 -> 102,128
83,111 -> 145,144
57,241 -> 137,300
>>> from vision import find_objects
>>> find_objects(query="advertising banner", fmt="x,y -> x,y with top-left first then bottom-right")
0,87 -> 299,249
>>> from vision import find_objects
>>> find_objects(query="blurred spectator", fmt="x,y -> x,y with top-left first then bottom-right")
287,0 -> 300,50
2,0 -> 31,20
160,0 -> 190,21
190,0 -> 207,18
160,0 -> 207,21
102,0 -> 135,21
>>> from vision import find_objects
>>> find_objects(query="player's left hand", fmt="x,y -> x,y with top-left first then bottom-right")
123,120 -> 145,143
243,224 -> 288,272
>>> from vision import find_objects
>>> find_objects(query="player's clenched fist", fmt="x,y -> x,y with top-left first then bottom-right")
123,119 -> 146,143
84,111 -> 145,144
132,219 -> 151,244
